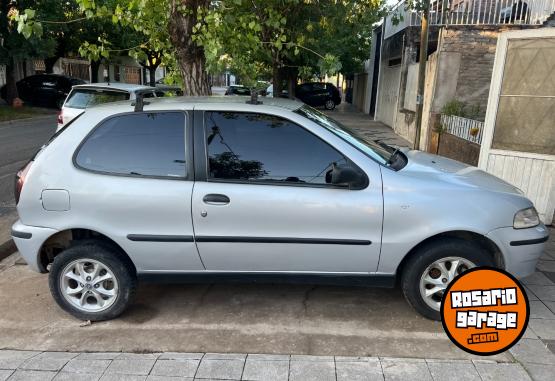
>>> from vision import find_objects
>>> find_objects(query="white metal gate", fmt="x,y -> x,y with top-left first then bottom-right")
479,28 -> 555,225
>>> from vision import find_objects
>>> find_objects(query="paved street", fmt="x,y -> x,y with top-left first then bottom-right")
0,116 -> 57,207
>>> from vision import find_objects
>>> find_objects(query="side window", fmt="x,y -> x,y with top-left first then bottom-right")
41,77 -> 58,88
298,84 -> 312,93
76,112 -> 186,178
313,83 -> 326,91
205,112 -> 347,185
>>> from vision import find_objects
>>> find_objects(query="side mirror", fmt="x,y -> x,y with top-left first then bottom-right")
327,163 -> 367,189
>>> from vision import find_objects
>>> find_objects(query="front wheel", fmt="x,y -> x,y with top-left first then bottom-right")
49,242 -> 136,321
401,238 -> 494,320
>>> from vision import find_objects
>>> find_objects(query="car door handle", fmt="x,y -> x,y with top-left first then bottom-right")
203,194 -> 230,205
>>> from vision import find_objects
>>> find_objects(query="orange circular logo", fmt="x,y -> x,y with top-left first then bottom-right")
440,267 -> 529,355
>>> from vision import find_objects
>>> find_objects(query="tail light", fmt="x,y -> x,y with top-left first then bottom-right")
14,161 -> 33,205
57,111 -> 63,125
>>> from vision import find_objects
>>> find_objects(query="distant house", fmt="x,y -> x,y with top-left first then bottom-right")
353,0 -> 554,151
350,1 -> 555,224
0,56 -> 166,88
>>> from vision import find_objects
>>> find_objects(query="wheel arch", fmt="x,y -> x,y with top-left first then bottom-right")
395,230 -> 505,283
38,228 -> 136,274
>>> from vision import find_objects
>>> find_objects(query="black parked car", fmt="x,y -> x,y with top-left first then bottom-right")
295,82 -> 341,110
1,74 -> 85,109
225,85 -> 252,96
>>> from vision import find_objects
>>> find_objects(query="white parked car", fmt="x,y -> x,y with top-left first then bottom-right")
57,83 -> 161,131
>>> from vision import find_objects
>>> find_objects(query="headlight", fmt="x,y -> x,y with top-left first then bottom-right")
513,207 -> 540,229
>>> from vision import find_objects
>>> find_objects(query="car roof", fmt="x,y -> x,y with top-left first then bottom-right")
72,82 -> 155,92
87,95 -> 304,112
23,74 -> 81,81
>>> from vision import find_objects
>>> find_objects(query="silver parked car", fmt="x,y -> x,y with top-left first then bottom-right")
12,97 -> 548,321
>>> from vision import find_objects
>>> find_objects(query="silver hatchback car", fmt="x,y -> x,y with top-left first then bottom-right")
11,96 -> 549,321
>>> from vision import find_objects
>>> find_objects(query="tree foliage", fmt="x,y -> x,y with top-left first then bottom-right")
12,0 -> 387,95
1,0 -> 60,103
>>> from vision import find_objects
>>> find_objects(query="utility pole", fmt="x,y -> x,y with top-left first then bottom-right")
414,0 -> 430,150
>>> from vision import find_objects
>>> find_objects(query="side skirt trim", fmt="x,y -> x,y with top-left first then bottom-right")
138,272 -> 395,288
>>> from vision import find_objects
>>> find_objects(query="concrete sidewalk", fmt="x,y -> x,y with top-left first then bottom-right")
324,104 -> 412,149
0,350 -> 534,381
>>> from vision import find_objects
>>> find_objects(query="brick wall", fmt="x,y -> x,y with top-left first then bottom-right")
438,133 -> 481,166
438,25 -> 539,119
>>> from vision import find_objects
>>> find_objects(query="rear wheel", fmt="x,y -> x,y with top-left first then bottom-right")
324,99 -> 336,110
401,238 -> 494,320
49,242 -> 136,321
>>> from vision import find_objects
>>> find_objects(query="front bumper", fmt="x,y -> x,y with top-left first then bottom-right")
11,220 -> 58,273
486,224 -> 549,278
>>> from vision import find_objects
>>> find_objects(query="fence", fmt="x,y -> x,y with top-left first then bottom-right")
385,0 -> 555,38
440,114 -> 484,144
61,58 -> 90,82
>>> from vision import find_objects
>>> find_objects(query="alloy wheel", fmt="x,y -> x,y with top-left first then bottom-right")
419,256 -> 475,311
59,258 -> 119,313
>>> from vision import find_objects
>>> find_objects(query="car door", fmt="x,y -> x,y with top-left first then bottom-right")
312,83 -> 331,106
296,84 -> 314,105
72,110 -> 204,272
191,108 -> 383,273
37,76 -> 59,106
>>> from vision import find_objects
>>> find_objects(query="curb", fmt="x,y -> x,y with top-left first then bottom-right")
0,239 -> 16,262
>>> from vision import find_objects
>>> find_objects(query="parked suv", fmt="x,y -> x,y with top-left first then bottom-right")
12,97 -> 548,321
295,82 -> 341,110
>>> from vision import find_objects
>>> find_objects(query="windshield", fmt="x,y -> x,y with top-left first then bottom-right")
295,105 -> 399,167
65,89 -> 130,109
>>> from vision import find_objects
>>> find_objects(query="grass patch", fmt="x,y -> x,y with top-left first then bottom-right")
0,106 -> 56,122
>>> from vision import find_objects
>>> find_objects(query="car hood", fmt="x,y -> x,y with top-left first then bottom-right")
400,150 -> 524,195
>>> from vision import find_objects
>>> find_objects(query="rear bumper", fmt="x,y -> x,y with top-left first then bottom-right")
11,220 -> 57,273
486,224 -> 549,278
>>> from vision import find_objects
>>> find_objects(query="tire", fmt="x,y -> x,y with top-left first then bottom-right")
324,99 -> 336,110
48,241 -> 137,321
400,238 -> 494,320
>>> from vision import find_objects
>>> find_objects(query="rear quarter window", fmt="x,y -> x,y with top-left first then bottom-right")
65,89 -> 130,109
75,112 -> 187,178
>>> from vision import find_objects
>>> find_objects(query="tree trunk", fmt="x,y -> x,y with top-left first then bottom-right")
169,0 -> 211,96
272,62 -> 282,98
90,60 -> 101,83
5,57 -> 19,106
148,66 -> 157,87
287,67 -> 298,99
44,56 -> 58,74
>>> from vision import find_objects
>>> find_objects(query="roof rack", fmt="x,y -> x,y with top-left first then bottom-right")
132,89 -> 153,112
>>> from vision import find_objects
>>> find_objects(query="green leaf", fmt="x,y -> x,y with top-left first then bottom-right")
32,22 -> 43,38
21,25 -> 32,39
24,9 -> 36,19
